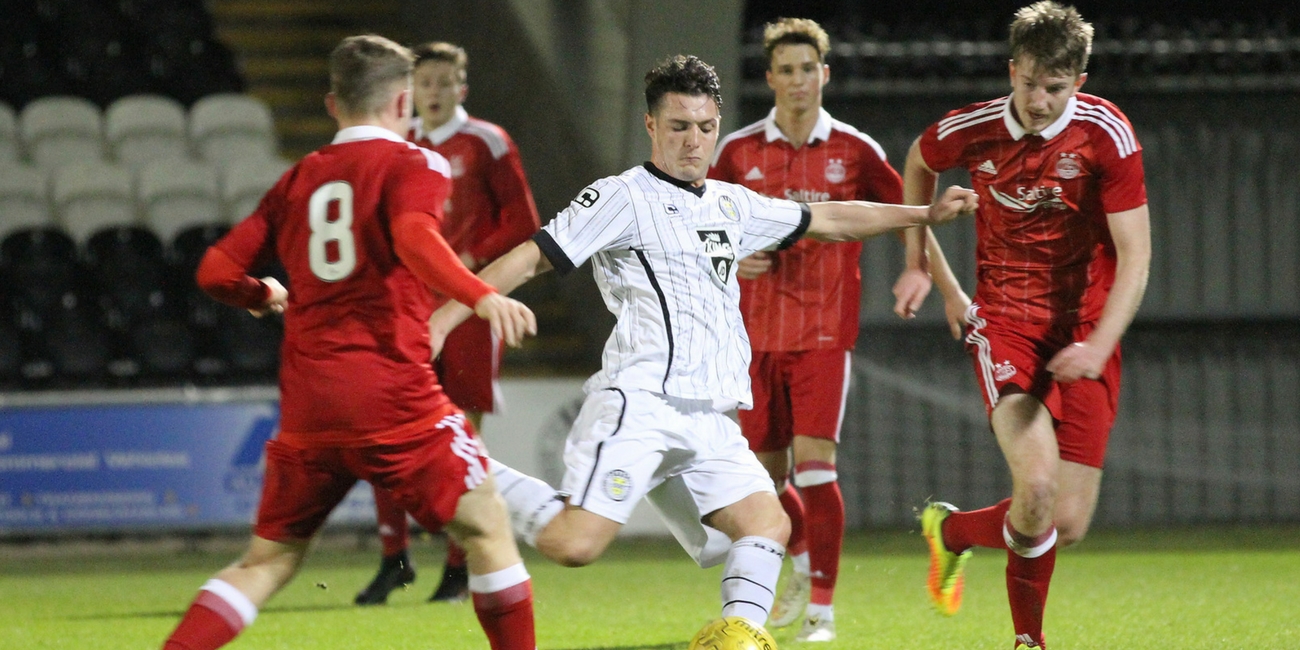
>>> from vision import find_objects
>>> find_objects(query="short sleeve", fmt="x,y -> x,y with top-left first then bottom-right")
1096,141 -> 1147,215
536,177 -> 636,274
916,112 -> 968,173
734,186 -> 809,257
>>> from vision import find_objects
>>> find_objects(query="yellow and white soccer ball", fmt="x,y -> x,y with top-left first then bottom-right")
688,617 -> 778,650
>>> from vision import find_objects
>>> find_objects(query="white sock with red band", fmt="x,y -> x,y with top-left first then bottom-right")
198,579 -> 257,628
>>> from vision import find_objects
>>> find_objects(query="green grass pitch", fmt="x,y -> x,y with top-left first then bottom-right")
2,527 -> 1297,649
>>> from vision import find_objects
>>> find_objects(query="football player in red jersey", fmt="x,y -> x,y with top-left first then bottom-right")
895,3 -> 1151,648
708,18 -> 904,642
356,41 -> 542,607
161,35 -> 538,650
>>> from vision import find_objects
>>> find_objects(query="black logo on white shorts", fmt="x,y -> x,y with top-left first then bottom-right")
575,186 -> 600,208
696,230 -> 736,284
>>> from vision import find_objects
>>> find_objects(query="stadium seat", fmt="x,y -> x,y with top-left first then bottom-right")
212,307 -> 282,382
129,317 -> 195,381
222,156 -> 290,222
20,96 -> 105,168
51,162 -> 136,244
189,93 -> 277,163
2,227 -> 80,321
0,102 -> 18,162
39,299 -> 113,384
0,163 -> 52,241
105,94 -> 189,166
84,226 -> 171,329
138,158 -> 221,243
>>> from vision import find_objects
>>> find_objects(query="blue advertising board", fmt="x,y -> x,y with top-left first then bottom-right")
0,389 -> 375,535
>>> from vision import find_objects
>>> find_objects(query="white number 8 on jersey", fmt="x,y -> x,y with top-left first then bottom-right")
308,181 -> 357,281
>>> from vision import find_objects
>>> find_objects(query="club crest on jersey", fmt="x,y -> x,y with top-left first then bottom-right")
993,359 -> 1017,382
717,194 -> 740,221
1055,153 -> 1081,179
575,186 -> 600,208
604,469 -> 632,502
697,229 -> 736,284
825,158 -> 847,183
448,155 -> 465,178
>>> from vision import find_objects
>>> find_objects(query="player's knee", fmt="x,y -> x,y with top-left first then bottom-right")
1054,512 -> 1091,548
544,536 -> 606,567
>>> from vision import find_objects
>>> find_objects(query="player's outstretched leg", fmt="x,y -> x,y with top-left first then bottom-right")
163,537 -> 307,650
488,458 -> 565,547
429,538 -> 470,602
920,501 -> 973,616
768,482 -> 810,628
355,485 -> 416,605
448,477 -> 536,650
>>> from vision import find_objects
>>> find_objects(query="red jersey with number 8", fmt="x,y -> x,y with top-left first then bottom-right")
214,126 -> 454,436
918,93 -> 1147,323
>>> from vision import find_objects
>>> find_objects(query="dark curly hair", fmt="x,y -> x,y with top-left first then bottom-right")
644,54 -> 723,115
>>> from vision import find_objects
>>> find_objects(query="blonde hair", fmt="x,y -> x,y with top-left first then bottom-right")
329,35 -> 414,116
762,17 -> 830,66
1009,1 -> 1094,75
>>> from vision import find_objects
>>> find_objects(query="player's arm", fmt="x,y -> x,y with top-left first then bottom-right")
1046,204 -> 1151,382
390,211 -> 537,347
427,239 -> 554,356
465,149 -> 542,267
898,137 -> 970,335
195,209 -> 287,317
804,184 -> 976,242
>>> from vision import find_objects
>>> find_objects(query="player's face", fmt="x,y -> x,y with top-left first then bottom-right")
413,60 -> 466,129
1009,57 -> 1086,135
645,92 -> 720,185
766,43 -> 828,114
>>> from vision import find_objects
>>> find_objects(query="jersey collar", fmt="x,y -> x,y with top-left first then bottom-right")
763,107 -> 833,145
332,125 -> 408,145
1002,95 -> 1076,142
411,105 -> 469,146
643,162 -> 706,197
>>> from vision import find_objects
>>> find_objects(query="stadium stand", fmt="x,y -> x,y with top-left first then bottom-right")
189,93 -> 277,163
51,162 -> 136,244
0,102 -> 18,162
0,163 -> 51,240
138,159 -> 222,243
105,94 -> 190,166
221,156 -> 291,222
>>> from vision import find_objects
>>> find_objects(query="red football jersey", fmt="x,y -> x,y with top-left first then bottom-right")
215,126 -> 454,437
711,108 -> 903,351
918,93 -> 1147,323
409,107 -> 540,268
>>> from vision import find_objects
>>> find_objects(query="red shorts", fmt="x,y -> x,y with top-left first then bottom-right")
254,411 -> 488,542
436,316 -> 503,413
739,349 -> 851,453
964,304 -> 1122,468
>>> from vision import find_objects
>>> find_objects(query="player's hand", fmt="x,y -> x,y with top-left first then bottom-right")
473,293 -> 537,348
248,277 -> 288,318
1046,340 -> 1111,382
941,290 -> 972,340
892,268 -> 932,319
736,252 -> 773,280
927,186 -> 978,224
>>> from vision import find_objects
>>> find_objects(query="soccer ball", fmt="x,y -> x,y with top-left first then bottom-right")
689,617 -> 778,650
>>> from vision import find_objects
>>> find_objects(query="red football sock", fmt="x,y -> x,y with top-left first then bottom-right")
445,538 -> 467,568
470,565 -> 536,650
1006,544 -> 1056,647
941,498 -> 1011,554
796,467 -> 843,607
373,485 -> 410,557
778,482 -> 807,557
163,581 -> 255,650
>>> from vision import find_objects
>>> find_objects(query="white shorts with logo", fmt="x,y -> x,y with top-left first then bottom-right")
561,388 -> 776,568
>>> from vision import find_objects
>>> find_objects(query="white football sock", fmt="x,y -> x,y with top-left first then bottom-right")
805,603 -> 834,621
791,550 -> 811,576
720,536 -> 785,625
489,458 -> 565,546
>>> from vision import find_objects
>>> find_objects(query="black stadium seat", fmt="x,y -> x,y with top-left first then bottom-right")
84,226 -> 173,330
2,227 -> 81,321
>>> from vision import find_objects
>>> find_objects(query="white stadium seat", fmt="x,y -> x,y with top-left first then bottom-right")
106,94 -> 189,167
222,156 -> 290,222
20,96 -> 105,168
51,162 -> 136,243
0,163 -> 53,240
138,159 -> 221,243
190,93 -> 277,163
0,102 -> 19,163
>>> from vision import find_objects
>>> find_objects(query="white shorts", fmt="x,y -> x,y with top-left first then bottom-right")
561,388 -> 776,568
